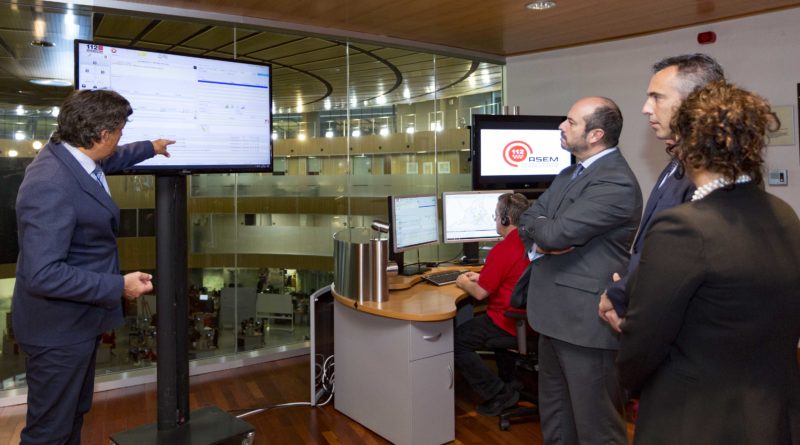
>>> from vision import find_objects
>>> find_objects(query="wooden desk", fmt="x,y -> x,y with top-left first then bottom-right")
333,268 -> 471,445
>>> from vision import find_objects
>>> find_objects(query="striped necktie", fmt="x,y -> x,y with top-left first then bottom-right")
93,167 -> 110,195
570,163 -> 585,181
658,159 -> 679,189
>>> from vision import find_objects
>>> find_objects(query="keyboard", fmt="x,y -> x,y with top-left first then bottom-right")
422,270 -> 467,286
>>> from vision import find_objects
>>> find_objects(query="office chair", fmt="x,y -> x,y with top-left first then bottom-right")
481,268 -> 539,430
483,309 -> 539,431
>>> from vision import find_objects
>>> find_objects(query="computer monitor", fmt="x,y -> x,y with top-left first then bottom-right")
442,190 -> 512,264
74,40 -> 272,174
388,194 -> 439,275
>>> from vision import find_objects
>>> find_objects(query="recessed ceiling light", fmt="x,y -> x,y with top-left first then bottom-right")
526,0 -> 556,10
30,40 -> 55,47
30,78 -> 72,87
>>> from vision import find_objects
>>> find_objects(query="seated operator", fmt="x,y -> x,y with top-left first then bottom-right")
454,192 -> 531,416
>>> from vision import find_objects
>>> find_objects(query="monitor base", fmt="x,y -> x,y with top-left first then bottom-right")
457,257 -> 481,266
461,242 -> 481,265
399,264 -> 430,276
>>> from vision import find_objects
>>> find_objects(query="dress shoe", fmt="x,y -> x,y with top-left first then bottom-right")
476,387 -> 519,417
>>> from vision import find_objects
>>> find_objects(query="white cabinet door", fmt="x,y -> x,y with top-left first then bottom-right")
410,352 -> 455,445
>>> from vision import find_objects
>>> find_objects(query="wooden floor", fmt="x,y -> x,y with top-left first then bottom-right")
0,355 -> 632,444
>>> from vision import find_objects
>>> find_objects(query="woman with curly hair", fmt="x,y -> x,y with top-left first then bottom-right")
617,81 -> 800,444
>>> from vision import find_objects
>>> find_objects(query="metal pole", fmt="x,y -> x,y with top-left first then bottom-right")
156,174 -> 189,430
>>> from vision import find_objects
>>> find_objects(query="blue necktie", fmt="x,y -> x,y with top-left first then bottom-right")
570,163 -> 585,181
93,167 -> 109,195
658,159 -> 679,189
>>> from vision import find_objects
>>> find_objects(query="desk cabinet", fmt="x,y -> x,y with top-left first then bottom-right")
334,302 -> 455,445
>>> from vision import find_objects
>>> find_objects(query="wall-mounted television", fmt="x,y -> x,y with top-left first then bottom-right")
74,40 -> 272,174
471,114 -> 572,191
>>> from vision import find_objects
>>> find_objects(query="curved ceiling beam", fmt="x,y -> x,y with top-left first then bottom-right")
338,42 -> 403,101
233,36 -> 334,106
184,31 -> 335,106
94,15 -> 335,107
409,60 -> 480,100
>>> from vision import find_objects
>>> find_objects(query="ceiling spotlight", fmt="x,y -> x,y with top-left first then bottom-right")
30,78 -> 72,87
8,150 -> 19,158
14,131 -> 26,141
32,140 -> 43,150
526,0 -> 556,10
30,40 -> 55,47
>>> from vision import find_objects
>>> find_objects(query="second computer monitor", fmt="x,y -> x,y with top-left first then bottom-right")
442,190 -> 513,263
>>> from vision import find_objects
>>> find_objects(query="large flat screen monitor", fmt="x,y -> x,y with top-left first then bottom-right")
442,189 -> 512,264
74,40 -> 272,174
471,114 -> 572,191
388,194 -> 439,275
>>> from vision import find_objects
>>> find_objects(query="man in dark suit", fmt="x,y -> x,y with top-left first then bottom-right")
518,96 -> 642,444
12,89 -> 174,444
618,80 -> 800,445
598,53 -> 725,331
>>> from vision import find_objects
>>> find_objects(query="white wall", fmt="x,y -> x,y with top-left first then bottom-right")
506,7 -> 800,212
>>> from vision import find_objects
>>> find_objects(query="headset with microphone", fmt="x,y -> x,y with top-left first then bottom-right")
499,194 -> 511,226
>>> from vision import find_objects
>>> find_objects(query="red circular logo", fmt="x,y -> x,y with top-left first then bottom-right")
502,140 -> 532,167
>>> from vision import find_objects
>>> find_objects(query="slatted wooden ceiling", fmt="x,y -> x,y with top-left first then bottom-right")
1,0 -> 800,112
120,0 -> 800,56
0,3 -> 501,111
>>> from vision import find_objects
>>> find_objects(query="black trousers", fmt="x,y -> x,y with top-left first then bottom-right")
454,313 -> 517,402
19,337 -> 99,445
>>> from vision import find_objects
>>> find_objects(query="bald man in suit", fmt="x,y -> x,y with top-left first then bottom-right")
518,96 -> 642,445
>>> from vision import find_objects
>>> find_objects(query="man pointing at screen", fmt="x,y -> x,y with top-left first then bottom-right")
12,89 -> 173,444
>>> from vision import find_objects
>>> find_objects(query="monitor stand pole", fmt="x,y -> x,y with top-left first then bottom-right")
461,242 -> 481,265
110,175 -> 254,444
396,250 -> 429,276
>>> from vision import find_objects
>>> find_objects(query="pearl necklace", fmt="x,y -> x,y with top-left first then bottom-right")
691,175 -> 752,201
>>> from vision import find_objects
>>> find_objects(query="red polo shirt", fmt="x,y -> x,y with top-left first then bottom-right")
477,228 -> 530,336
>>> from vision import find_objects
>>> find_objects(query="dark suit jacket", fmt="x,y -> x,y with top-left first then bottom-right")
618,184 -> 800,445
605,161 -> 694,316
518,149 -> 642,350
12,140 -> 155,347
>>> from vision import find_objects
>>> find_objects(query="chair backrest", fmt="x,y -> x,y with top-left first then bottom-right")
509,265 -> 530,309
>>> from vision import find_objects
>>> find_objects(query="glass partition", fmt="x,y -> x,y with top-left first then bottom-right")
0,0 -> 503,398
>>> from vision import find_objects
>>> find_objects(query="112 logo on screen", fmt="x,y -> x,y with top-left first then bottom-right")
502,140 -> 559,168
